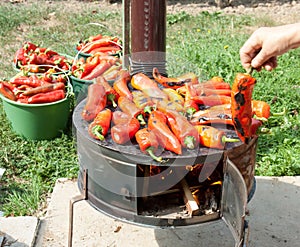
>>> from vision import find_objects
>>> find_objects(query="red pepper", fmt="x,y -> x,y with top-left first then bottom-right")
194,125 -> 239,150
22,82 -> 65,96
250,118 -> 263,136
81,59 -> 112,80
135,128 -> 163,162
117,96 -> 146,125
27,89 -> 65,104
113,70 -> 132,100
88,108 -> 112,141
81,84 -> 107,122
89,46 -> 121,55
112,110 -> 131,125
152,67 -> 198,89
95,76 -> 119,107
81,38 -> 118,54
190,109 -> 233,126
79,55 -> 100,78
111,118 -> 140,144
23,41 -> 37,53
231,73 -> 256,143
251,100 -> 271,119
191,95 -> 232,106
161,109 -> 199,150
131,73 -> 168,100
148,110 -> 182,155
194,88 -> 232,97
0,82 -> 17,101
14,47 -> 27,65
184,82 -> 199,117
10,75 -> 42,88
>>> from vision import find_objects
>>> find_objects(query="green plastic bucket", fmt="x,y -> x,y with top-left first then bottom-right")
0,84 -> 73,140
70,75 -> 93,103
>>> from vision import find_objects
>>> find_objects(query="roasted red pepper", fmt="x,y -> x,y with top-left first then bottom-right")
88,108 -> 112,141
161,109 -> 199,150
194,125 -> 239,149
132,90 -> 154,109
152,67 -> 198,89
183,82 -> 199,118
112,110 -> 131,125
190,110 -> 233,126
231,73 -> 256,143
191,95 -> 231,106
95,76 -> 119,107
135,128 -> 163,162
251,100 -> 271,119
117,96 -> 146,125
131,73 -> 168,100
162,88 -> 184,105
113,70 -> 132,100
27,89 -> 65,104
81,84 -> 107,122
148,110 -> 182,155
111,117 -> 140,144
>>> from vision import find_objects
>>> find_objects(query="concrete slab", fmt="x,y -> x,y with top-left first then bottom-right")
0,216 -> 38,247
33,176 -> 300,247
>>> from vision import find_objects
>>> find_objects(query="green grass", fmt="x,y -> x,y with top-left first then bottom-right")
0,1 -> 299,216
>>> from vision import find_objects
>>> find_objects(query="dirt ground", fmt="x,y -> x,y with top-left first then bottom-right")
8,0 -> 300,25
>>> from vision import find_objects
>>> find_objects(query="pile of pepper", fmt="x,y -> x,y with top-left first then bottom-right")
14,41 -> 72,74
0,71 -> 69,104
71,52 -> 122,81
76,34 -> 122,56
80,68 -> 271,162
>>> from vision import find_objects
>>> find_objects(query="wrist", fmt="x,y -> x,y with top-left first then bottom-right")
285,23 -> 300,50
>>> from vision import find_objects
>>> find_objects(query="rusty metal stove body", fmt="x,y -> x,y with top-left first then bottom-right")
69,1 -> 258,247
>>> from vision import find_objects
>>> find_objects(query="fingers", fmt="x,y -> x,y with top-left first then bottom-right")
262,57 -> 278,71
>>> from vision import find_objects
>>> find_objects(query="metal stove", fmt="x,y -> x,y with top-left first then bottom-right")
68,1 -> 258,246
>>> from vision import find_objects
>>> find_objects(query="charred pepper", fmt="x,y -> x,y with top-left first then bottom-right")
135,128 -> 163,162
231,73 -> 256,143
81,83 -> 107,122
148,110 -> 182,155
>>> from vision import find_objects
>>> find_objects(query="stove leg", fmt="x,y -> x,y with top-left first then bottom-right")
242,220 -> 250,247
68,169 -> 88,247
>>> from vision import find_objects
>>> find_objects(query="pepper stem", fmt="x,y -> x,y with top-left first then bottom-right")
92,125 -> 104,141
144,105 -> 153,115
146,147 -> 163,163
184,136 -> 196,149
272,108 -> 286,116
185,107 -> 196,119
221,135 -> 240,144
137,114 -> 146,126
107,93 -> 117,107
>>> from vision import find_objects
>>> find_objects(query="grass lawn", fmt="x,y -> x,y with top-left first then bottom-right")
0,0 -> 299,216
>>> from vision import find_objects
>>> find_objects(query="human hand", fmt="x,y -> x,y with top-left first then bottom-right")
240,23 -> 300,72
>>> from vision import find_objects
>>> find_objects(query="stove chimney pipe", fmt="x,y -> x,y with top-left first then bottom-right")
123,0 -> 167,77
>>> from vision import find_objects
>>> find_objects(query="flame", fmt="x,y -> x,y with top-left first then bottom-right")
210,180 -> 222,186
